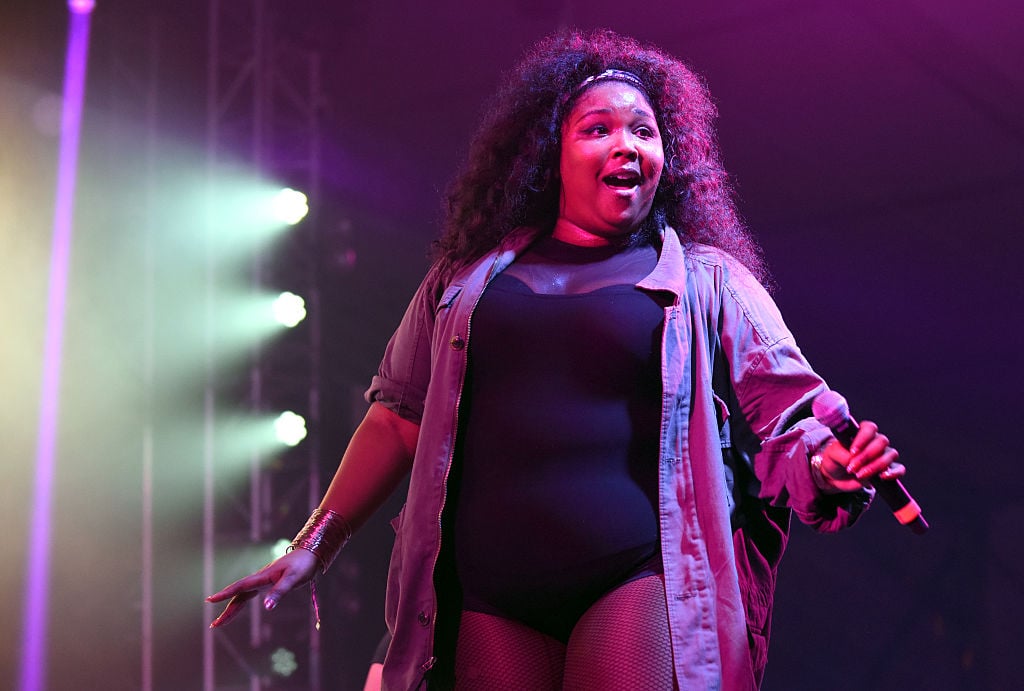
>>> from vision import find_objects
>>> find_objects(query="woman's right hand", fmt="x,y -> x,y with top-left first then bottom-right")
206,547 -> 319,628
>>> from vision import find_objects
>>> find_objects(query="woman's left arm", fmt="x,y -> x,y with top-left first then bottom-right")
715,258 -> 904,530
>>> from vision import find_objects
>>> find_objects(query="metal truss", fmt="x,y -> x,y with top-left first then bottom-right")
204,1 -> 325,688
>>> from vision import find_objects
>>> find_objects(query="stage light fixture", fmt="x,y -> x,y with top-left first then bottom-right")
272,291 -> 306,327
273,411 -> 307,447
271,188 -> 308,225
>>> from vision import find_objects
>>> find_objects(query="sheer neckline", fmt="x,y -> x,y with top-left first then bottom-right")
498,234 -> 658,296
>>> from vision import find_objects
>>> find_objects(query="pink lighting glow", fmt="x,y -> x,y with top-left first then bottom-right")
18,5 -> 93,691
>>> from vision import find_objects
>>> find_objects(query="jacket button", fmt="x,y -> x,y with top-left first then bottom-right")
450,336 -> 465,350
418,610 -> 431,626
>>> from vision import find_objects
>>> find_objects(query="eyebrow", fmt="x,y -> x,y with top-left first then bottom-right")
572,106 -> 656,123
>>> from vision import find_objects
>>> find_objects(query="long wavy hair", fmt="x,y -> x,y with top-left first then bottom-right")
434,29 -> 770,286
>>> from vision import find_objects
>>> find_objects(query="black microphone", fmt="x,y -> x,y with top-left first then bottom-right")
812,390 -> 928,535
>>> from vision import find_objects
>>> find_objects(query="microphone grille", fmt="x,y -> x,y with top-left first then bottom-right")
812,390 -> 850,428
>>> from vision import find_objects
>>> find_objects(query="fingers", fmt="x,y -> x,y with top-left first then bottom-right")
262,569 -> 306,612
206,568 -> 276,603
206,551 -> 320,628
844,419 -> 902,482
879,461 -> 906,480
209,590 -> 258,628
206,563 -> 281,629
847,419 -> 879,456
851,447 -> 900,481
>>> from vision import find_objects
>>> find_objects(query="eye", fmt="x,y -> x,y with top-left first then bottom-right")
584,124 -> 609,135
635,125 -> 657,139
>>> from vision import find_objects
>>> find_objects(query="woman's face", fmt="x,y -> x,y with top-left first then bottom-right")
555,81 -> 664,245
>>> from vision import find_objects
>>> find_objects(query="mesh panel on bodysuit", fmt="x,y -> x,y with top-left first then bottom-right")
455,610 -> 565,691
563,574 -> 676,691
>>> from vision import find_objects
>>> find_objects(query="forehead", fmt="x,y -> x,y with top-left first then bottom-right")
566,81 -> 655,120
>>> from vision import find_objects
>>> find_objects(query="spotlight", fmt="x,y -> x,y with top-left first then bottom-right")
68,0 -> 96,14
273,411 -> 307,447
272,291 -> 307,327
271,538 -> 291,560
271,188 -> 308,225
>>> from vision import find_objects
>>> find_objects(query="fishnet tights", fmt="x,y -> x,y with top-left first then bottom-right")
454,575 -> 676,690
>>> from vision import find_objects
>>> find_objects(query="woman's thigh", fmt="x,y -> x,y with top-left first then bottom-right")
454,609 -> 566,691
562,574 -> 676,691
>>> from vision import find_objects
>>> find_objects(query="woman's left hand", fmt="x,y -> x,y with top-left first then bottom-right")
815,420 -> 906,493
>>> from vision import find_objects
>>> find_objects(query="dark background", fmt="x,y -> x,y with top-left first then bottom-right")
2,1 -> 1021,689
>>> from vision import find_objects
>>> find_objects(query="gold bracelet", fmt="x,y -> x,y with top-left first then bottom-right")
289,508 -> 353,574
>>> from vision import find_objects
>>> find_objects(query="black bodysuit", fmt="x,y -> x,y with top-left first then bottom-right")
451,235 -> 667,642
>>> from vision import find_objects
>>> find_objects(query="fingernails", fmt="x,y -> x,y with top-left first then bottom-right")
264,597 -> 277,611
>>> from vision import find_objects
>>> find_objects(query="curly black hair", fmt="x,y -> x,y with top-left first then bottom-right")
434,28 -> 770,286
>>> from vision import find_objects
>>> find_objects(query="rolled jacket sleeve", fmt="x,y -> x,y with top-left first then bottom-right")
365,264 -> 445,425
757,417 -> 872,532
714,253 -> 872,533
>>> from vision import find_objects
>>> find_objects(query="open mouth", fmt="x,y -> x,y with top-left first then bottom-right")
602,171 -> 642,189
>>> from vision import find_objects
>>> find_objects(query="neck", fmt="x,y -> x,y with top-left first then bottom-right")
552,218 -> 633,247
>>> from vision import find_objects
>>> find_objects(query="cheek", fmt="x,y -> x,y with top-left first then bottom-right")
563,143 -> 592,170
645,149 -> 666,183
559,148 -> 584,185
560,151 -> 596,193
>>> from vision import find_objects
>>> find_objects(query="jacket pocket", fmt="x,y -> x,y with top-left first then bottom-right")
733,505 -> 790,685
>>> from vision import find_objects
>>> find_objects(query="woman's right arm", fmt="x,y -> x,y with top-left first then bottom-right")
318,401 -> 419,532
206,402 -> 418,627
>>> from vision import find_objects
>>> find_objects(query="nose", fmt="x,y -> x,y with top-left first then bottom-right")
612,131 -> 639,160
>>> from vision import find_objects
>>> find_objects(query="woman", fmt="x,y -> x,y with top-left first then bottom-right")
209,30 -> 905,690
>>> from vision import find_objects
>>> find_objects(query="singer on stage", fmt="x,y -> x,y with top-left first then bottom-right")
208,29 -> 908,690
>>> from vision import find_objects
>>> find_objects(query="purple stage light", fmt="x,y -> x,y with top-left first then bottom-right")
68,0 -> 96,15
19,5 -> 93,691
